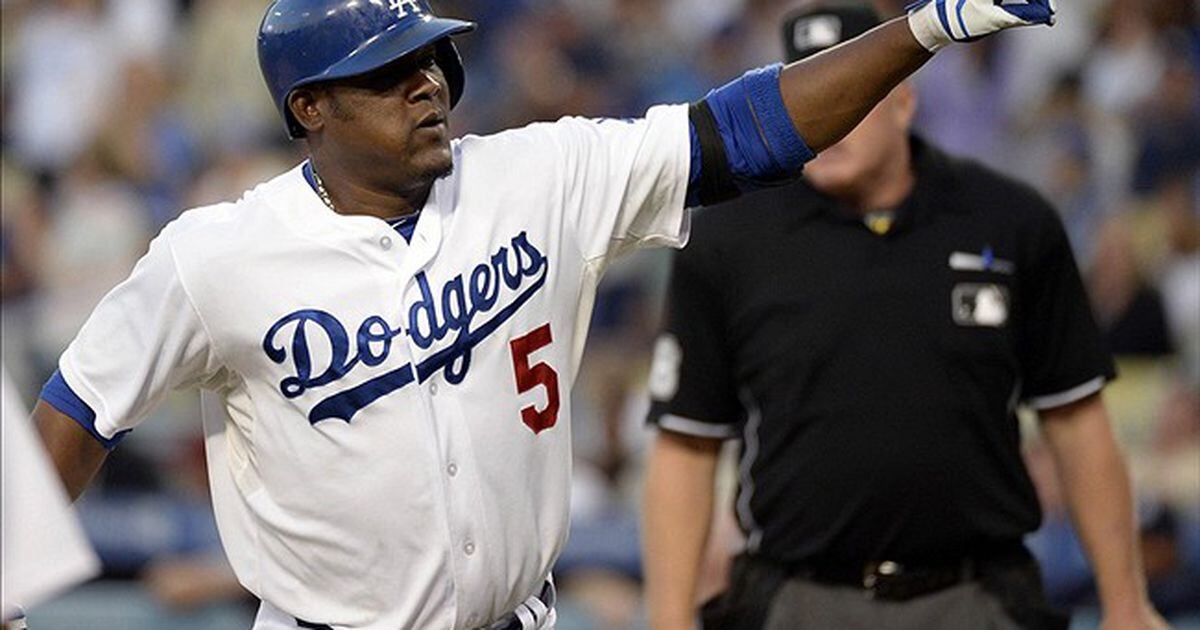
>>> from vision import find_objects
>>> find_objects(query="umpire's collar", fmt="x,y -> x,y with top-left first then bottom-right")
807,134 -> 966,235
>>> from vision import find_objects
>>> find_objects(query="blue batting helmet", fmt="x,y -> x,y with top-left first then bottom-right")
258,0 -> 476,139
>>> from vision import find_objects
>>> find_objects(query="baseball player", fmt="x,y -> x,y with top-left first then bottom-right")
30,0 -> 1056,627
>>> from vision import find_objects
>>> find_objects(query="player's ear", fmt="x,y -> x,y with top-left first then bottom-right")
288,88 -> 325,135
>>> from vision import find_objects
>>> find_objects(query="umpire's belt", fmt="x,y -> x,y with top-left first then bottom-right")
294,580 -> 556,630
778,542 -> 1030,602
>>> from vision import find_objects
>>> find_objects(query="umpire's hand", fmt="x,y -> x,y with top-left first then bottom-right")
1100,604 -> 1170,630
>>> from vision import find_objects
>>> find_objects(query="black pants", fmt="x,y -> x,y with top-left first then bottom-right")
700,549 -> 1070,630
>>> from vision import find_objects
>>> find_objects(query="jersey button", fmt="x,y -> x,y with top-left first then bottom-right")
447,462 -> 458,477
463,541 -> 476,556
429,382 -> 439,395
379,235 -> 393,250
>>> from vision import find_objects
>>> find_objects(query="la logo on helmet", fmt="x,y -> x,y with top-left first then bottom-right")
389,0 -> 422,18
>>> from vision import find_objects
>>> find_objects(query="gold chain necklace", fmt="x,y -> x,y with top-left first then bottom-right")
311,163 -> 420,225
310,164 -> 337,213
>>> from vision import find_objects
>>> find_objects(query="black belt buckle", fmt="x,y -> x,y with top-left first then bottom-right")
860,558 -> 972,601
861,560 -> 905,600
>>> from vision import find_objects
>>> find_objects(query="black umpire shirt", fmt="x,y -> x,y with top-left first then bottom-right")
647,136 -> 1116,568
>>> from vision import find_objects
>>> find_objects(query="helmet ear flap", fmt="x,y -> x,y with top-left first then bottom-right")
436,38 -> 467,109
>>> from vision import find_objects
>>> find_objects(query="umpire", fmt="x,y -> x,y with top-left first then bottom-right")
641,4 -> 1166,630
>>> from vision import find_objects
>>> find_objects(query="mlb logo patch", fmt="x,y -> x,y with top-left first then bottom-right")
952,283 -> 1009,327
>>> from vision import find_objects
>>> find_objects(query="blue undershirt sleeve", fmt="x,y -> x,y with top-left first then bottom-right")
40,370 -> 129,450
688,121 -> 704,207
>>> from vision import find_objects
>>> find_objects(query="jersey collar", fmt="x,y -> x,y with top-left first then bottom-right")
900,134 -> 967,226
263,163 -> 447,274
301,161 -> 423,244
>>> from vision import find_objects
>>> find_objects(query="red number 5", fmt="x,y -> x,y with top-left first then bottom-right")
509,323 -> 560,434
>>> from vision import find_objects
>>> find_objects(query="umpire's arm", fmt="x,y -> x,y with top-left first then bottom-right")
1018,201 -> 1164,629
1039,395 -> 1164,629
644,430 -> 724,630
641,229 -> 744,630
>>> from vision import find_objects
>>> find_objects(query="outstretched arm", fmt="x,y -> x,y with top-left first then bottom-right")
686,0 -> 1055,208
779,0 -> 1055,152
779,18 -> 929,154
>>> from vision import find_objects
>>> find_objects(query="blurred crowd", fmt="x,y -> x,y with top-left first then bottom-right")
1,0 -> 1197,628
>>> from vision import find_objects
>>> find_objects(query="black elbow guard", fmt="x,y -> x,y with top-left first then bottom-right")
689,100 -> 741,207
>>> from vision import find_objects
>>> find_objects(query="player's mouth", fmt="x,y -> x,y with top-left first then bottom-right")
416,111 -> 447,132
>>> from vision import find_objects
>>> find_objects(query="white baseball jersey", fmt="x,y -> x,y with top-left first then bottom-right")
53,104 -> 691,629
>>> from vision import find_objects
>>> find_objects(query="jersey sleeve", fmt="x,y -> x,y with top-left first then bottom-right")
40,226 -> 221,447
1017,205 -> 1116,410
552,104 -> 693,265
646,238 -> 744,439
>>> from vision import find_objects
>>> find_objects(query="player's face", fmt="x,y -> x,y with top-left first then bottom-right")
804,85 -> 915,200
316,45 -> 454,189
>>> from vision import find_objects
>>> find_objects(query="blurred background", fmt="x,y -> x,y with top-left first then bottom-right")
0,0 -> 1196,628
